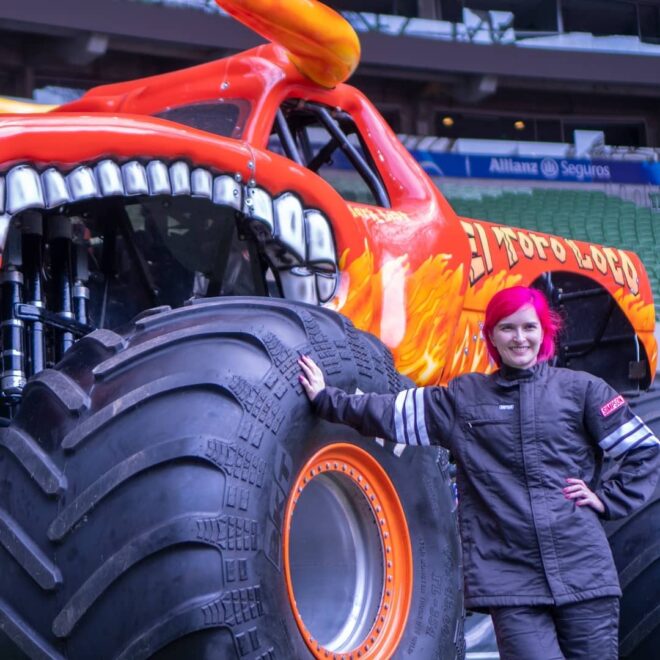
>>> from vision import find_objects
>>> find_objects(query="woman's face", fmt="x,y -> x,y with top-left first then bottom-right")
490,304 -> 544,369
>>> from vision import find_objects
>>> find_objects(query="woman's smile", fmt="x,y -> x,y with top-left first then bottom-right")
490,304 -> 544,369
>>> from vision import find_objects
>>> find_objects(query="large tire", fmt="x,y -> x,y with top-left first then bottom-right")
605,383 -> 660,660
0,298 -> 463,660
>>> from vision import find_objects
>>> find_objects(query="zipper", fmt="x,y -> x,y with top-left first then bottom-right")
466,418 -> 505,428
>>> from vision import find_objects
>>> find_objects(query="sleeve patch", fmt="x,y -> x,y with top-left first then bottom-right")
600,395 -> 625,417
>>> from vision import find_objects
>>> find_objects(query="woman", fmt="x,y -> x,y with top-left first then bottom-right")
298,285 -> 659,660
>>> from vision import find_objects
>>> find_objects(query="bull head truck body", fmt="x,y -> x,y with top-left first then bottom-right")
0,1 -> 655,659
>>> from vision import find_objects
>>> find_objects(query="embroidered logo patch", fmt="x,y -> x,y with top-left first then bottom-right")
600,395 -> 625,417
499,404 -> 514,410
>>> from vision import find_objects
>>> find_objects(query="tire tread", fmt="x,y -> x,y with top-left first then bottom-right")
0,427 -> 67,495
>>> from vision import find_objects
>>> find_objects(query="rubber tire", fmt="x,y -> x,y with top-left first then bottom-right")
0,297 -> 463,660
605,383 -> 660,660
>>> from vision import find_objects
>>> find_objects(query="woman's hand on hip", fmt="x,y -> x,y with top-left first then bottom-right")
562,478 -> 605,514
298,355 -> 326,402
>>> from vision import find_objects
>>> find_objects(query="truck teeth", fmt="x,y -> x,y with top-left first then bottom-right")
145,160 -> 170,196
244,186 -> 274,232
67,166 -> 99,201
41,169 -> 70,208
96,160 -> 125,196
213,175 -> 242,210
305,209 -> 336,268
316,272 -> 337,303
273,193 -> 306,263
6,166 -> 45,214
170,161 -> 192,195
279,269 -> 317,304
121,161 -> 149,196
191,168 -> 213,199
0,160 -> 338,306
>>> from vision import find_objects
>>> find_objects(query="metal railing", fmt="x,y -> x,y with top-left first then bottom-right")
129,1 -> 660,55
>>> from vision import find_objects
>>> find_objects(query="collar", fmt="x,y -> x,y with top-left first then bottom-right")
493,360 -> 549,387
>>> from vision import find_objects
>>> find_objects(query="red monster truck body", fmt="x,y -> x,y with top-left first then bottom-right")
0,2 -> 655,659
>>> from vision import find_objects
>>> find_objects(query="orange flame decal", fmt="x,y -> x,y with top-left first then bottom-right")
331,244 -> 466,385
613,288 -> 658,373
331,241 -> 658,385
215,0 -> 361,87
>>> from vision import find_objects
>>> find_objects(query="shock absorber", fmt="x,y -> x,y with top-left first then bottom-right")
0,225 -> 26,401
47,214 -> 74,360
21,210 -> 46,377
72,240 -> 90,327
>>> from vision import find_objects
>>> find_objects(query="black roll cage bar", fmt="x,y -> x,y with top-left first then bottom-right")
273,101 -> 391,208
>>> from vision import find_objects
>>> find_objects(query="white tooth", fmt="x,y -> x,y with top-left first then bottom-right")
273,192 -> 305,262
191,168 -> 212,199
121,161 -> 149,195
244,187 -> 273,233
0,213 -> 10,251
95,160 -> 125,196
7,166 -> 45,213
279,269 -> 317,304
146,161 -> 171,195
67,166 -> 99,200
316,272 -> 337,303
170,161 -> 191,195
213,175 -> 241,210
41,168 -> 71,207
305,209 -> 336,266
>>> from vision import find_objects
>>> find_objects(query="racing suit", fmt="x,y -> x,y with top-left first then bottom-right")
313,361 -> 659,610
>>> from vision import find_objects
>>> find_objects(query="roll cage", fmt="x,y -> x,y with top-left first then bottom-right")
269,100 -> 390,208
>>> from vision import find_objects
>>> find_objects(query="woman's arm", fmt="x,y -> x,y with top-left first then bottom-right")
299,355 -> 455,448
583,378 -> 660,520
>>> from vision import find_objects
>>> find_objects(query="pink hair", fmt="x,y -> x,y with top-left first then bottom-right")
483,286 -> 562,366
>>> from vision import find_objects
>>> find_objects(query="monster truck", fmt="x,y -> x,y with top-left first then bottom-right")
0,1 -> 656,659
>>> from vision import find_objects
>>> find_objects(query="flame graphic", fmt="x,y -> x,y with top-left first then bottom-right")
613,288 -> 658,373
216,0 -> 360,87
331,244 -> 465,385
331,245 -> 656,386
331,243 -> 383,332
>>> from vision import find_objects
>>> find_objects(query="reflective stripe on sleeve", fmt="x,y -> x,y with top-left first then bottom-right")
599,418 -> 640,450
394,390 -> 408,444
600,415 -> 660,457
415,388 -> 431,446
405,389 -> 419,445
394,388 -> 430,445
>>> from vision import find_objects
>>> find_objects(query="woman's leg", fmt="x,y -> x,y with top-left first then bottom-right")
490,606 -> 565,660
553,597 -> 619,659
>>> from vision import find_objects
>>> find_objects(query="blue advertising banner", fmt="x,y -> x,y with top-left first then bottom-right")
412,151 -> 660,185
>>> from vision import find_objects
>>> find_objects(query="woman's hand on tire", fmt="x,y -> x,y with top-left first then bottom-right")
298,355 -> 325,402
563,478 -> 605,514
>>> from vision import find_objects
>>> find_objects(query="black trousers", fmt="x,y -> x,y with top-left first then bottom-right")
490,597 -> 620,660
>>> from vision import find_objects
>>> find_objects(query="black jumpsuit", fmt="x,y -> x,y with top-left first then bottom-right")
313,361 -> 659,658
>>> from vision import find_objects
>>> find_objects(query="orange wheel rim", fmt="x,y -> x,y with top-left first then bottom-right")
283,443 -> 413,659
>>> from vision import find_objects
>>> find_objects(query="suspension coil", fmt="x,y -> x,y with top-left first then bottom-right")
47,215 -> 75,359
0,225 -> 26,400
21,210 -> 45,377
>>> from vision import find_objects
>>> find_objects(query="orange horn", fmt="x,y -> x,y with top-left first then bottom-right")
0,97 -> 56,114
216,0 -> 361,88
